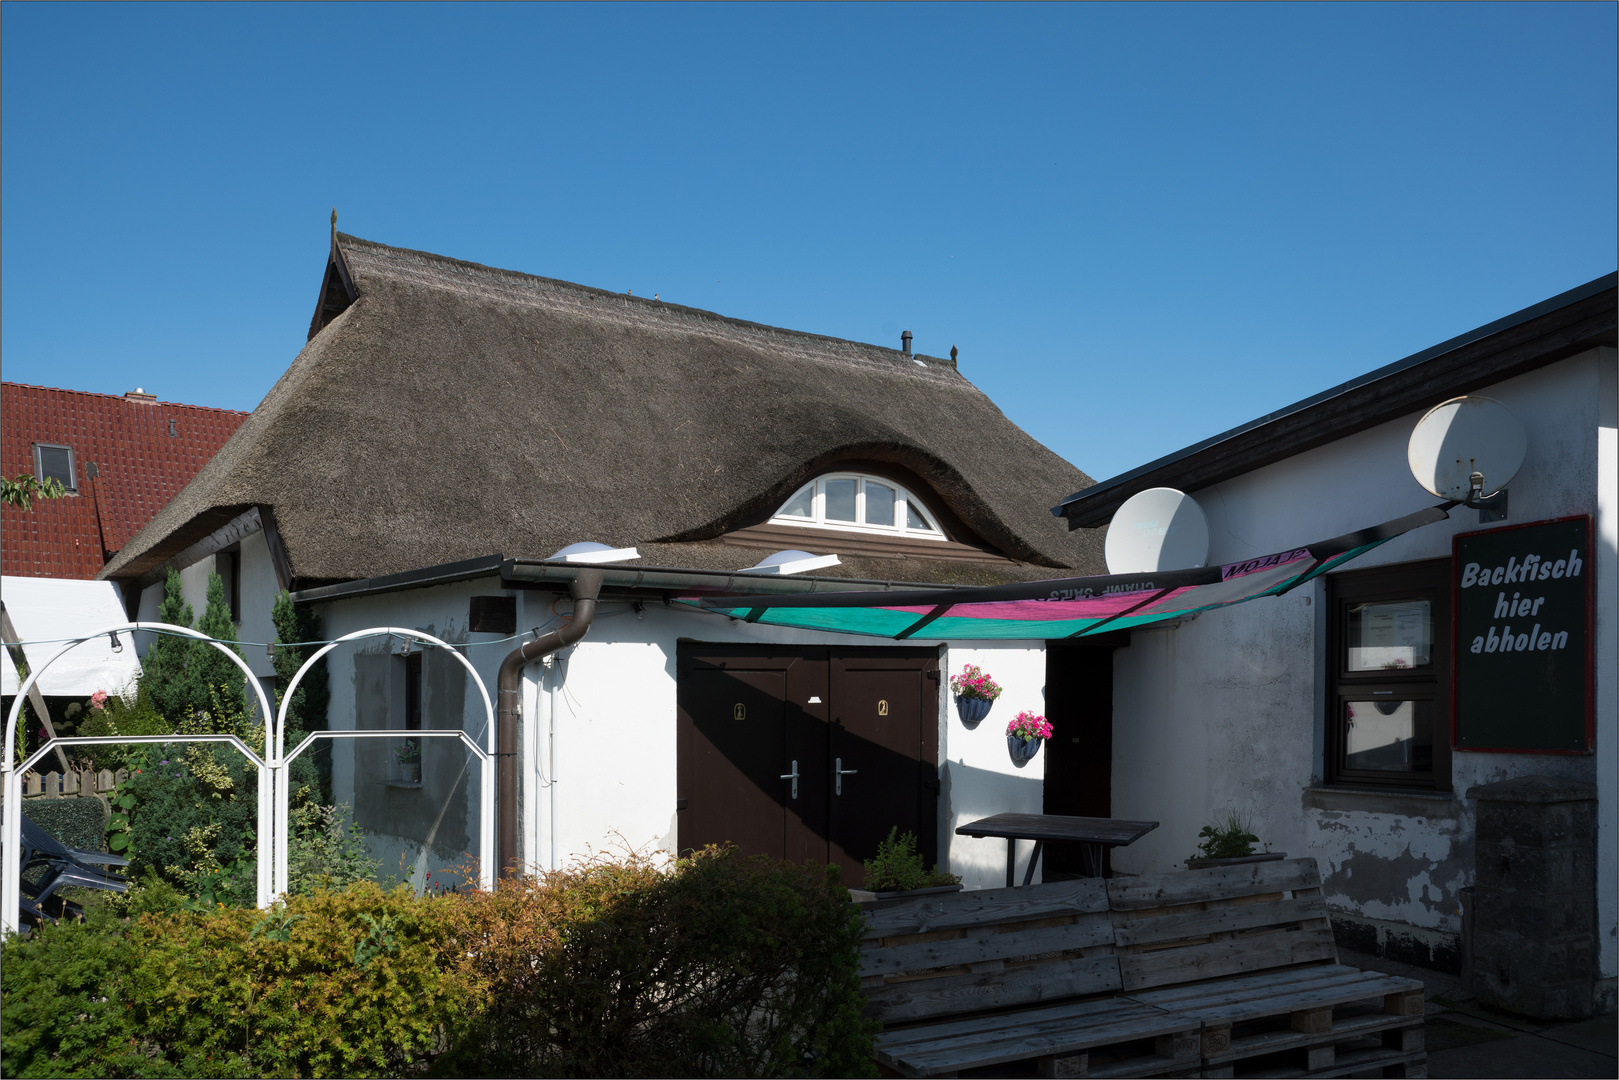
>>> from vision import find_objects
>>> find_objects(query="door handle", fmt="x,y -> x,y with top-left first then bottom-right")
779,760 -> 799,800
835,757 -> 858,796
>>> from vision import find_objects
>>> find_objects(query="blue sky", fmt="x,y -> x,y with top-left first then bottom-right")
3,3 -> 1614,485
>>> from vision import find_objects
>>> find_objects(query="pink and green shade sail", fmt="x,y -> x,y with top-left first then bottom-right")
688,503 -> 1454,641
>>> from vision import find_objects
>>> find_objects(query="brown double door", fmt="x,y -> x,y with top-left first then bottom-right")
676,644 -> 939,886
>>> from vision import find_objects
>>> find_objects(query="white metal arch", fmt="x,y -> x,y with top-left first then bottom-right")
273,627 -> 495,896
3,622 -> 276,936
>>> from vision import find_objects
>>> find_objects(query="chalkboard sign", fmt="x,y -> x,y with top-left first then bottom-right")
1453,516 -> 1592,752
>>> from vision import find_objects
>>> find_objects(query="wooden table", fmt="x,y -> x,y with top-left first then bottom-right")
955,813 -> 1160,886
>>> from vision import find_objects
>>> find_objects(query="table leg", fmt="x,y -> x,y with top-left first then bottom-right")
1022,841 -> 1044,887
1006,838 -> 1016,888
1081,843 -> 1103,878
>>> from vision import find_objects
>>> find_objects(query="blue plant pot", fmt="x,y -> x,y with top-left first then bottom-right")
1007,735 -> 1042,766
955,695 -> 994,726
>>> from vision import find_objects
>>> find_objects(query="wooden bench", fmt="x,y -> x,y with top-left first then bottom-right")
858,857 -> 1426,1079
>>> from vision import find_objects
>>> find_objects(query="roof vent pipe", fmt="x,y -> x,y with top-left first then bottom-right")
495,567 -> 603,877
901,331 -> 912,355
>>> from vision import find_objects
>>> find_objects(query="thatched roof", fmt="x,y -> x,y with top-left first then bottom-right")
102,231 -> 1102,588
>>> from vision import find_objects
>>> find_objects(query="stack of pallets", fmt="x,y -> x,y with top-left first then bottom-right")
858,857 -> 1426,1078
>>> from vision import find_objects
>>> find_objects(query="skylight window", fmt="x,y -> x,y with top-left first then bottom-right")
33,443 -> 77,494
770,474 -> 945,540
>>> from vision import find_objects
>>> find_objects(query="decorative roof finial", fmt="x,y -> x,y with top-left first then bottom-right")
950,345 -> 958,362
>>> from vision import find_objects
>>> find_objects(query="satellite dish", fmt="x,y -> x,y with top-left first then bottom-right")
548,542 -> 641,564
1104,488 -> 1210,575
1407,396 -> 1526,501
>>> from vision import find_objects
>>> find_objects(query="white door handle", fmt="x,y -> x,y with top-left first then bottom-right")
779,760 -> 799,800
835,757 -> 858,796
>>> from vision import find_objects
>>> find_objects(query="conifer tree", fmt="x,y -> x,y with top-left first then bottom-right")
272,590 -> 330,802
140,568 -> 198,726
193,570 -> 246,728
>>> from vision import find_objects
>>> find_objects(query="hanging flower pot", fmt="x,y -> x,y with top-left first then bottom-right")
1005,711 -> 1053,767
1006,734 -> 1041,762
955,695 -> 994,726
949,664 -> 1002,727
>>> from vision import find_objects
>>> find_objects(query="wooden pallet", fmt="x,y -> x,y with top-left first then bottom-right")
857,859 -> 1427,1080
875,996 -> 1200,1078
1124,965 -> 1425,1078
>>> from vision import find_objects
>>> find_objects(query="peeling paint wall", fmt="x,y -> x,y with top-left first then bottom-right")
1108,349 -> 1615,978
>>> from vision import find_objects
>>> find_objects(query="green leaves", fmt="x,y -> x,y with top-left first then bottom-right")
0,473 -> 65,511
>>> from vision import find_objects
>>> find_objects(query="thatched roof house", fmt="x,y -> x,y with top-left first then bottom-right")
102,228 -> 1101,592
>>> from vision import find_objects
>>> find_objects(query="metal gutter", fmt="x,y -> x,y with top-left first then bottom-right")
1053,272 -> 1618,525
290,554 -> 507,604
496,568 -> 602,878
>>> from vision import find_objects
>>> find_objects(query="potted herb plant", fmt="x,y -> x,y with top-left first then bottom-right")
1006,711 -> 1052,765
1185,811 -> 1283,869
950,664 -> 1003,726
857,827 -> 962,899
394,741 -> 422,784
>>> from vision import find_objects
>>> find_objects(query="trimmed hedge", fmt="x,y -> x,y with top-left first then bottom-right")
25,798 -> 108,854
1,847 -> 874,1079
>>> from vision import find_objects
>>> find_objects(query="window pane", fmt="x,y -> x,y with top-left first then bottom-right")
1344,699 -> 1432,772
824,478 -> 856,522
864,482 -> 895,526
778,483 -> 813,519
906,502 -> 933,531
1346,600 -> 1431,671
36,445 -> 74,489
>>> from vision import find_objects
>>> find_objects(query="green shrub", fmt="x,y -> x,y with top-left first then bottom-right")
445,846 -> 876,1078
127,884 -> 478,1078
286,802 -> 379,895
1,851 -> 875,1078
0,900 -> 176,1077
863,827 -> 960,893
25,797 -> 109,853
77,682 -> 175,772
119,743 -> 260,908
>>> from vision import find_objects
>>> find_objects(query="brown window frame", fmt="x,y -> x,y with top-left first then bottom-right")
1326,557 -> 1452,792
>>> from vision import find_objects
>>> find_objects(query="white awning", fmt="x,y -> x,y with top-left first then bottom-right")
2,577 -> 141,697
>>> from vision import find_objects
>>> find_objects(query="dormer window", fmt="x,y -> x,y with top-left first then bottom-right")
771,473 -> 946,540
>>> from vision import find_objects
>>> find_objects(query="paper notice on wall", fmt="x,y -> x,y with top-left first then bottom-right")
1349,600 -> 1430,671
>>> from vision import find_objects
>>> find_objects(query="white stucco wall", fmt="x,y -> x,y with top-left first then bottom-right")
310,580 -> 1047,889
1107,348 -> 1616,976
130,531 -> 277,678
236,530 -> 278,678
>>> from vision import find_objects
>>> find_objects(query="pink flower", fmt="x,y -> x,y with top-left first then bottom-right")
1008,711 -> 1053,741
90,690 -> 108,710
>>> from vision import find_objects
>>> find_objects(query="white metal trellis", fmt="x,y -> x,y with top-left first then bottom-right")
3,622 -> 276,936
273,627 -> 495,897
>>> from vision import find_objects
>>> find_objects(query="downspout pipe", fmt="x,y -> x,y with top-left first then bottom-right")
496,567 -> 602,877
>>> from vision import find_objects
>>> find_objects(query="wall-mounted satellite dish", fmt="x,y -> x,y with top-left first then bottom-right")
1104,488 -> 1210,575
548,541 -> 641,564
1407,395 -> 1526,501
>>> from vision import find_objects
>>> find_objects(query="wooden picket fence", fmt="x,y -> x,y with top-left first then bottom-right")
20,768 -> 128,800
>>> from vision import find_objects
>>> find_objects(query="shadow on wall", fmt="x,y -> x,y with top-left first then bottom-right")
941,760 -> 1044,891
345,645 -> 476,890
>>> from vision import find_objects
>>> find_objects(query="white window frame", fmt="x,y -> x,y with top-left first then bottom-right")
32,442 -> 77,493
770,473 -> 947,540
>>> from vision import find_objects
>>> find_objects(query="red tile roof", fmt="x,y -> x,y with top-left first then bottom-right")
1,383 -> 249,579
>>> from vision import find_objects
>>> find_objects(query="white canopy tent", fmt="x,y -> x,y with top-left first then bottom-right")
1,577 -> 141,697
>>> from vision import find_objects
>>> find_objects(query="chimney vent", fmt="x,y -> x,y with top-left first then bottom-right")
124,388 -> 156,403
901,331 -> 913,355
